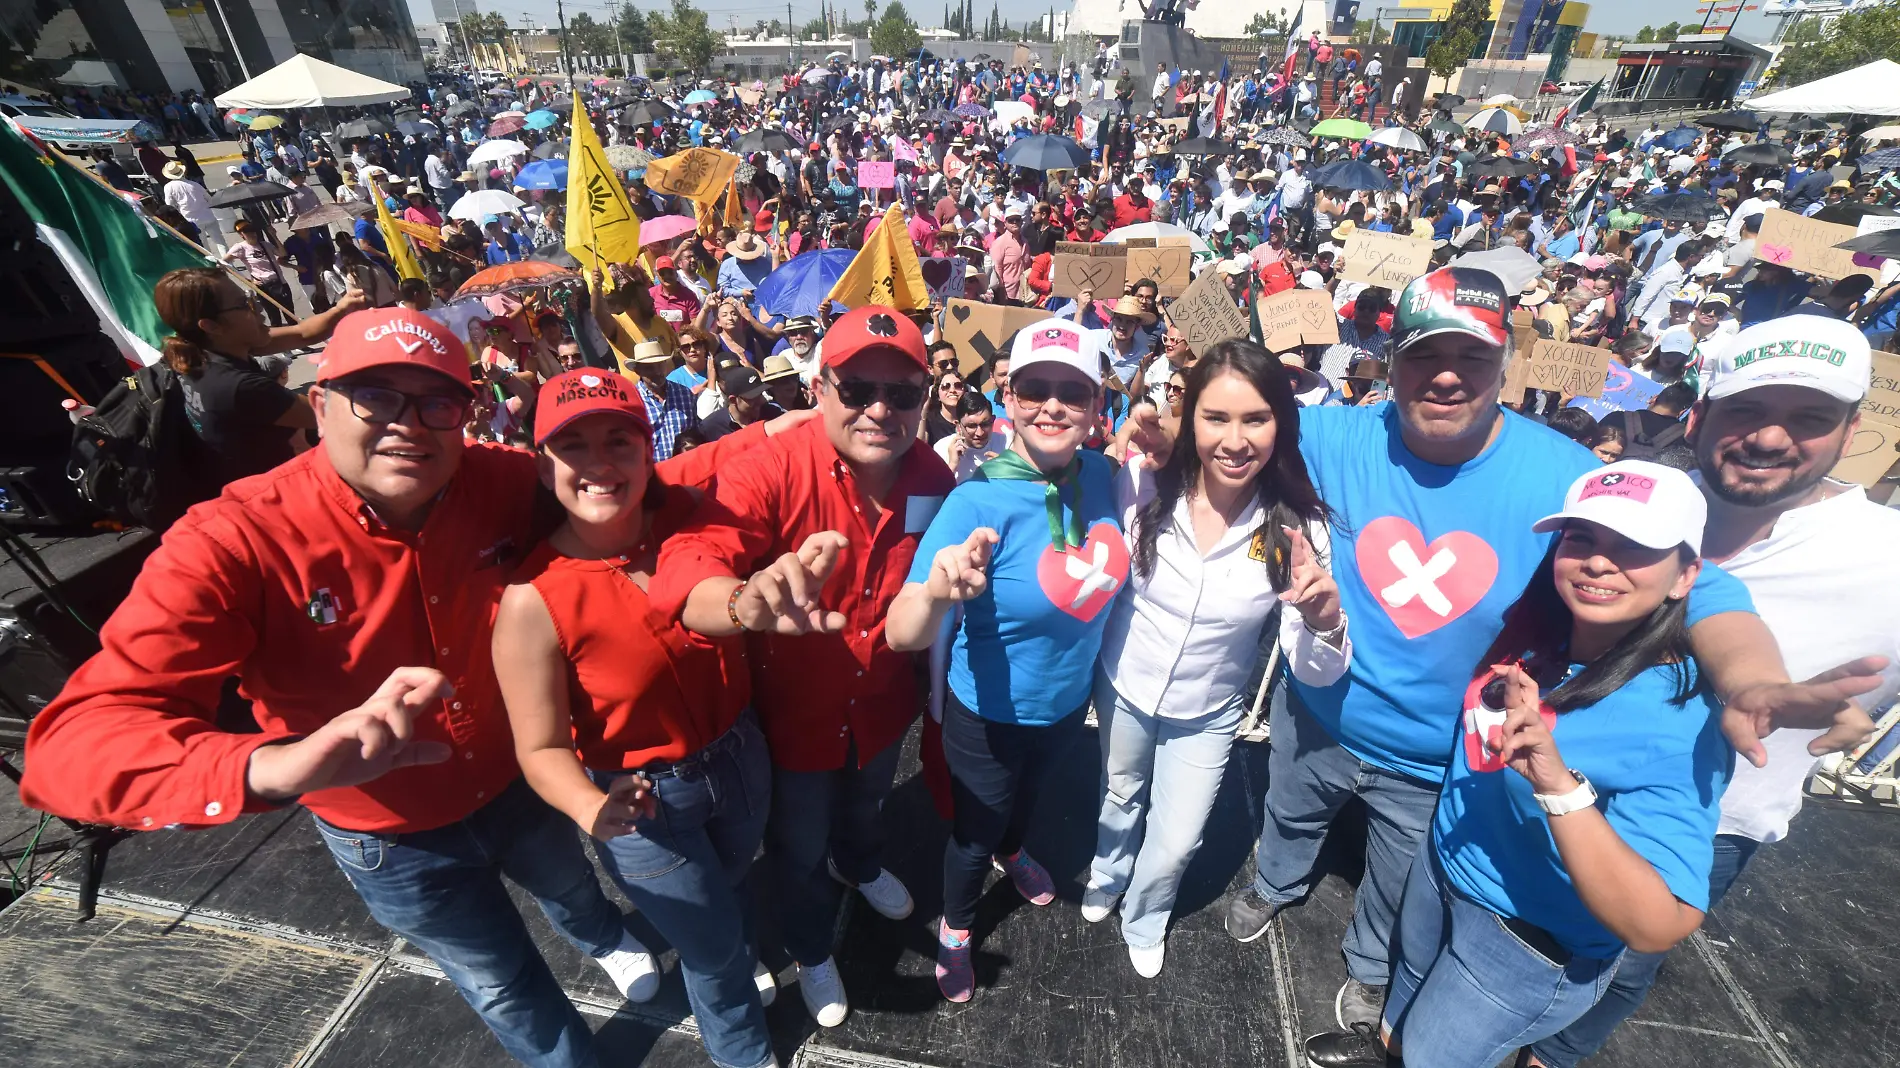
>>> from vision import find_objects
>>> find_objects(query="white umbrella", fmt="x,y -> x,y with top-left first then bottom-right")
467,139 -> 529,165
1482,93 -> 1518,107
801,68 -> 830,84
990,100 -> 1033,132
1369,127 -> 1427,152
826,50 -> 849,59
1466,108 -> 1524,136
1860,125 -> 1900,142
448,188 -> 526,221
1449,246 -> 1541,294
1100,221 -> 1212,256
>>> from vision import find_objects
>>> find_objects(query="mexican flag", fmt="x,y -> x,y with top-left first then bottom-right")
0,118 -> 210,366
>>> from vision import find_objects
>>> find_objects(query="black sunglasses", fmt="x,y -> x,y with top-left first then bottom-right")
1011,376 -> 1093,410
826,373 -> 927,411
337,384 -> 471,431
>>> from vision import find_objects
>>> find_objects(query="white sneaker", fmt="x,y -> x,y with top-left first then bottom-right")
797,957 -> 849,1027
595,934 -> 662,1003
754,961 -> 777,1008
1081,884 -> 1119,924
1128,940 -> 1166,979
829,857 -> 915,920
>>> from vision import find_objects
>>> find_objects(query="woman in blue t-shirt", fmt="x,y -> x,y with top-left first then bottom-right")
887,318 -> 1130,1005
1304,460 -> 1739,1068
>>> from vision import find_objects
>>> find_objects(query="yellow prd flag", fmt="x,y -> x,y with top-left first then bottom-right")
826,204 -> 929,311
367,175 -> 425,282
564,88 -> 641,271
644,147 -> 740,205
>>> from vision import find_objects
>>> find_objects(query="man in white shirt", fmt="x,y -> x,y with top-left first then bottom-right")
1629,240 -> 1702,334
1531,314 -> 1899,1068
160,160 -> 224,253
1153,63 -> 1172,115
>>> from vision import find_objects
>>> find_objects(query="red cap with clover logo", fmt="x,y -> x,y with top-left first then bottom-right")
820,305 -> 928,372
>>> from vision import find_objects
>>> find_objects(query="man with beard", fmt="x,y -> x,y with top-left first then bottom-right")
1528,314 -> 1900,1068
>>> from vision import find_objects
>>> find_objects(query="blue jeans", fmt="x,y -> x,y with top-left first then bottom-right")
1254,685 -> 1439,986
1530,833 -> 1762,1066
940,690 -> 1087,931
1385,847 -> 1621,1068
1091,671 -> 1243,950
589,713 -> 774,1068
311,777 -> 627,1068
766,733 -> 903,966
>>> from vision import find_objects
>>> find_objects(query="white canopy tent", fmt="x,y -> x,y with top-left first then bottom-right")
213,53 -> 409,109
1744,59 -> 1900,117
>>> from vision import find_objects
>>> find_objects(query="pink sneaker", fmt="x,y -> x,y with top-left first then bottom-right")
936,919 -> 974,1003
993,850 -> 1056,906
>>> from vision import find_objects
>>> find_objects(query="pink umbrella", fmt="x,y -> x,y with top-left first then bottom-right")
488,117 -> 525,137
638,214 -> 700,245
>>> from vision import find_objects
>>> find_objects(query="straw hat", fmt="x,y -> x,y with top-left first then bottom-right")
1331,220 -> 1357,241
161,161 -> 188,181
725,232 -> 767,261
631,340 -> 673,364
1109,294 -> 1157,324
761,353 -> 801,381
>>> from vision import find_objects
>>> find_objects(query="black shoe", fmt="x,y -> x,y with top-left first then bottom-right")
1304,1023 -> 1390,1068
1334,977 -> 1387,1030
1223,888 -> 1286,942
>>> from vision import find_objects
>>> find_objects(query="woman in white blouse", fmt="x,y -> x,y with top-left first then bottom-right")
1088,338 -> 1352,978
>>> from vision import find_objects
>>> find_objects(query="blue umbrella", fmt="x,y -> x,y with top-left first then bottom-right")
524,109 -> 560,130
752,249 -> 857,320
1858,147 -> 1900,171
683,89 -> 719,104
1312,158 -> 1392,192
954,102 -> 988,118
513,158 -> 568,190
1001,134 -> 1090,171
1657,126 -> 1700,152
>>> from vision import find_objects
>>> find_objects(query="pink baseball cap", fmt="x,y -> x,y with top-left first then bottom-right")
1532,460 -> 1708,555
1009,318 -> 1102,385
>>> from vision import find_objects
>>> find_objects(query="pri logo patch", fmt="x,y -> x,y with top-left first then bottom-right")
306,588 -> 340,626
1579,471 -> 1656,504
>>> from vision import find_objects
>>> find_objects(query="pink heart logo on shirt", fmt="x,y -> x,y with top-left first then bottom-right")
1353,516 -> 1499,639
1036,522 -> 1129,623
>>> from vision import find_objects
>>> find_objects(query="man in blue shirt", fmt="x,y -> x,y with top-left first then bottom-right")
716,230 -> 772,297
1201,268 -> 1858,1056
623,339 -> 698,460
483,217 -> 522,265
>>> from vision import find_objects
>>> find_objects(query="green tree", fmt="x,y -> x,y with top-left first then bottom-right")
460,11 -> 511,42
566,12 -> 617,56
1244,11 -> 1286,36
801,16 -> 830,39
1633,25 -> 1655,43
617,4 -> 654,53
1656,21 -> 1681,41
1773,3 -> 1900,86
871,1 -> 924,56
648,0 -> 724,72
1425,0 -> 1488,80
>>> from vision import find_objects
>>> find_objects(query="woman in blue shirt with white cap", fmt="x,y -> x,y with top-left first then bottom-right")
887,318 -> 1130,1005
1305,460 -> 1744,1068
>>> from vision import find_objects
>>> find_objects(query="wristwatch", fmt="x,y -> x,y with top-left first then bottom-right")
1533,770 -> 1598,817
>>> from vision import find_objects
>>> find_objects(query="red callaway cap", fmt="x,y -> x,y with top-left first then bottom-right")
316,307 -> 471,392
533,369 -> 653,447
820,305 -> 928,372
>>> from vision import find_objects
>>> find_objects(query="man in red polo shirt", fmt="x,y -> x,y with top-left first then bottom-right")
22,310 -> 668,1068
651,306 -> 954,1030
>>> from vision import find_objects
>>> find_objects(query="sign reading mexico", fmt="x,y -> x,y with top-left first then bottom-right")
1341,230 -> 1434,289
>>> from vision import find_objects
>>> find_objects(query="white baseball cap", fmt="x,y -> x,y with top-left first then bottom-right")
1010,318 -> 1102,385
1704,315 -> 1870,404
1533,460 -> 1708,555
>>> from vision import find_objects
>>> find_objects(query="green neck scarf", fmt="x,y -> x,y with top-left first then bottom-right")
978,449 -> 1085,552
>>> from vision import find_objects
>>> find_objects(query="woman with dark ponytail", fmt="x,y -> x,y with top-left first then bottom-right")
1085,337 -> 1350,978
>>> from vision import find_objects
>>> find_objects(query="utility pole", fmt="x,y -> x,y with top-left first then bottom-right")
790,1 -> 799,65
205,0 -> 253,81
447,0 -> 476,68
555,0 -> 574,81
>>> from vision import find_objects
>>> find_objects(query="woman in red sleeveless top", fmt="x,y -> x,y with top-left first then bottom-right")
493,369 -> 776,1068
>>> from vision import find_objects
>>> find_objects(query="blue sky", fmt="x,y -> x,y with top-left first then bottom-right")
405,0 -> 1782,44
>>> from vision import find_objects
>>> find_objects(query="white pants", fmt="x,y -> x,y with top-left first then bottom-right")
1089,670 -> 1244,950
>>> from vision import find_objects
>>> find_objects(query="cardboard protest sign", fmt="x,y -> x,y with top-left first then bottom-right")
1125,238 -> 1194,297
1168,267 -> 1249,355
1863,351 -> 1900,425
857,160 -> 895,189
1158,116 -> 1191,138
1755,208 -> 1869,280
1520,339 -> 1611,398
1829,415 -> 1900,488
1502,310 -> 1541,399
1256,289 -> 1340,353
1050,241 -> 1127,299
939,299 -> 1047,378
1340,230 -> 1434,289
919,256 -> 967,306
1566,362 -> 1662,421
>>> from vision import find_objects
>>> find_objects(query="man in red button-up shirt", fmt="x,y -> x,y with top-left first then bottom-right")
21,309 -> 670,1068
651,305 -> 954,1028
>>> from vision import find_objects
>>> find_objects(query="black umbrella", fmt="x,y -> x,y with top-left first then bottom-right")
1170,136 -> 1235,157
1081,99 -> 1121,120
1696,109 -> 1760,132
531,141 -> 566,160
619,101 -> 673,127
821,113 -> 858,135
208,180 -> 292,208
1001,134 -> 1090,171
1834,229 -> 1900,258
1468,155 -> 1535,178
392,107 -> 422,122
1632,191 -> 1725,223
1259,126 -> 1306,147
1812,201 -> 1899,226
610,94 -> 642,107
1312,159 -> 1392,192
920,107 -> 960,123
396,120 -> 437,138
736,127 -> 800,153
1434,92 -> 1466,109
1779,115 -> 1831,133
445,100 -> 480,119
335,118 -> 392,139
1725,141 -> 1793,166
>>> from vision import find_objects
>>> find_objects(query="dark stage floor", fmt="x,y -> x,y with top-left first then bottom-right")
2,721 -> 1894,1068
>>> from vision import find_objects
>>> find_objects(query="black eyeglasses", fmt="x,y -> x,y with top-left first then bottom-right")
825,373 -> 927,411
214,293 -> 262,317
336,384 -> 471,431
1012,376 -> 1094,410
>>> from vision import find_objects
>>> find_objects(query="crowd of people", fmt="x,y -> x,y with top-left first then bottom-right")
13,43 -> 1900,1068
